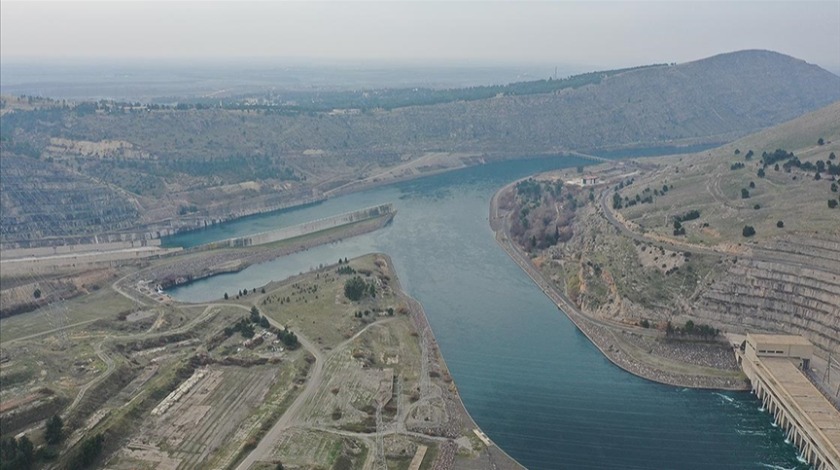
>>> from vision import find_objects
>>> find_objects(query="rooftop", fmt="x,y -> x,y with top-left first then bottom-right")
760,357 -> 840,457
747,333 -> 814,346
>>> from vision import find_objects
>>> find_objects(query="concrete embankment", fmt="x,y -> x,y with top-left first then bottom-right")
195,204 -> 395,250
489,181 -> 747,390
155,208 -> 395,290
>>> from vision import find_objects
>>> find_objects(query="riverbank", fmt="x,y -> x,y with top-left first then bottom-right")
490,180 -> 748,390
218,252 -> 525,470
390,256 -> 526,470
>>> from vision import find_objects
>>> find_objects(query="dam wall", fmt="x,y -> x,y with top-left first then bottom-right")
738,334 -> 840,470
198,204 -> 395,250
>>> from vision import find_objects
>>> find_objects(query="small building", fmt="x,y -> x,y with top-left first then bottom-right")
581,175 -> 599,186
744,333 -> 813,369
565,175 -> 600,187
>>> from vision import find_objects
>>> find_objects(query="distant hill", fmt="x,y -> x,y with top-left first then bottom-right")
1,50 -> 839,243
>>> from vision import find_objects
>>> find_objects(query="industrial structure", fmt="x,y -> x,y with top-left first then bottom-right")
738,334 -> 840,470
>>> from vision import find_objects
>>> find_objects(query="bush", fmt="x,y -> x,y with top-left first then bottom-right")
829,199 -> 839,209
741,188 -> 750,199
776,220 -> 784,228
742,226 -> 756,237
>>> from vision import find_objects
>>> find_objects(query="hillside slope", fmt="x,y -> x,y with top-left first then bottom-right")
2,50 -> 839,244
601,101 -> 839,353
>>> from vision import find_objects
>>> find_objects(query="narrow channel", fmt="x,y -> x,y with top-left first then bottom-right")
167,155 -> 805,469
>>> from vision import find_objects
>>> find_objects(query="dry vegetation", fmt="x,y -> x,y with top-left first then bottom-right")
0,252 -> 514,469
497,102 -> 840,388
3,50 -> 840,249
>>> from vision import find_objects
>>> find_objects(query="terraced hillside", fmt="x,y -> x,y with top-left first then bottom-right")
1,50 -> 839,245
697,251 -> 840,353
605,102 -> 840,355
0,154 -> 139,248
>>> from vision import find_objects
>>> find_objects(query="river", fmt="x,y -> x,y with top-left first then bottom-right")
166,156 -> 807,469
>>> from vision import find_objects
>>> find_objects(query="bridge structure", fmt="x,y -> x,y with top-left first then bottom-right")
737,334 -> 840,470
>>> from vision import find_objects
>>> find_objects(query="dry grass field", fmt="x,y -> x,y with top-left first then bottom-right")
616,102 -> 840,245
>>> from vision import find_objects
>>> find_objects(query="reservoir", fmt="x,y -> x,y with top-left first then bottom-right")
167,156 -> 807,469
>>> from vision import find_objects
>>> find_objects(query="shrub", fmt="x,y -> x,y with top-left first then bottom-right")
742,226 -> 756,237
776,220 -> 784,228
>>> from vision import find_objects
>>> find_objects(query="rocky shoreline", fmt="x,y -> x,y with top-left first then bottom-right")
489,181 -> 748,391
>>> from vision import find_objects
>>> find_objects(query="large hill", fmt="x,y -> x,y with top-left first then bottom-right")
2,50 -> 839,245
511,100 -> 839,360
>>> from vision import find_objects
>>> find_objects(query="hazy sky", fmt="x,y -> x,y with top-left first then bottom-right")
2,1 -> 839,72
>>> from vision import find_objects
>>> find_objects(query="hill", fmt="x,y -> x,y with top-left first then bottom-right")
502,101 -> 839,371
1,50 -> 839,245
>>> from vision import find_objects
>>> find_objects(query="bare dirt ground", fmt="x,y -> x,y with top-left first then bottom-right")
1,250 -> 523,470
235,254 -> 524,470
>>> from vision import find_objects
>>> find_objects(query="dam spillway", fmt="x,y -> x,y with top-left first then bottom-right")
738,334 -> 840,470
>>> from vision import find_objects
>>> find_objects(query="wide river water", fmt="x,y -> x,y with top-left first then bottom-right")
166,156 -> 807,469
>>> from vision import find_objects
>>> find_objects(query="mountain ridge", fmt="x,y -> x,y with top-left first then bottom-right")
1,50 -> 839,243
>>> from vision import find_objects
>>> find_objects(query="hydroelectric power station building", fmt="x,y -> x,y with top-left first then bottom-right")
738,334 -> 840,470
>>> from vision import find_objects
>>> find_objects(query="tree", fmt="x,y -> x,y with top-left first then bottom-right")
344,276 -> 368,301
45,414 -> 63,445
69,433 -> 104,469
749,181 -> 756,189
259,315 -> 270,329
741,188 -> 750,199
831,182 -> 838,193
817,137 -> 825,145
757,168 -> 765,178
33,288 -> 41,299
830,152 -> 836,160
224,292 -> 229,300
0,435 -> 34,470
829,199 -> 839,209
742,225 -> 756,237
16,436 -> 34,468
240,322 -> 255,339
776,220 -> 784,228
249,306 -> 260,323
734,148 -> 740,155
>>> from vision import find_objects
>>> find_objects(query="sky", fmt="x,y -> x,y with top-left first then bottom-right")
2,1 -> 839,72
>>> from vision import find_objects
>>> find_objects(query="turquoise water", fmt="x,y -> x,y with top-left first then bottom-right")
167,157 -> 807,469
